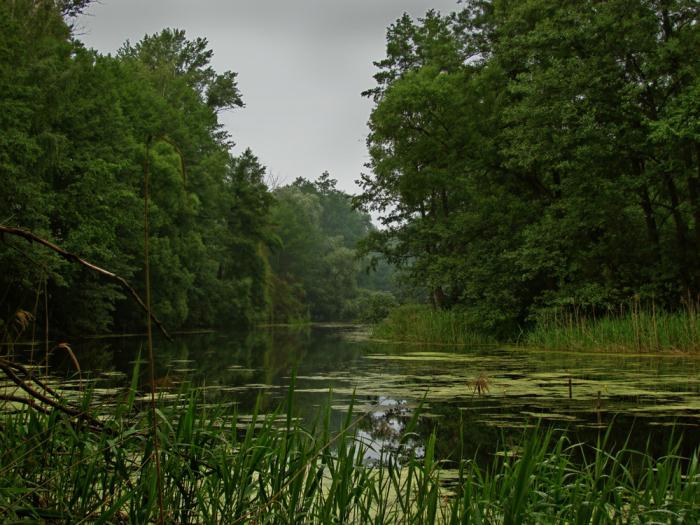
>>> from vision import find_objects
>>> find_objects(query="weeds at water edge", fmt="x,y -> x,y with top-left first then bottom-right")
1,379 -> 699,523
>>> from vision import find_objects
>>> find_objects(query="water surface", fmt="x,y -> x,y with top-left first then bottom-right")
39,325 -> 700,462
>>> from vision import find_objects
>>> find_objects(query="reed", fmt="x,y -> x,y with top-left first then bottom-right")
527,303 -> 700,353
372,305 -> 496,346
2,382 -> 699,523
375,301 -> 700,353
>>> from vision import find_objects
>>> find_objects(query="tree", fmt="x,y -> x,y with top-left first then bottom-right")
358,0 -> 700,337
0,6 -> 273,335
269,174 -> 377,322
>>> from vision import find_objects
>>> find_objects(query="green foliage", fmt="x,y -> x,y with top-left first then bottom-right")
0,2 -> 271,334
344,289 -> 398,324
373,304 -> 496,346
358,0 -> 700,338
269,174 -> 388,322
526,302 -> 700,353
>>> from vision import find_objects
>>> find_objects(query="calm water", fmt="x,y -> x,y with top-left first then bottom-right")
48,325 -> 700,462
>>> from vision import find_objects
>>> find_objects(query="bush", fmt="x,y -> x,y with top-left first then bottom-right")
344,289 -> 398,324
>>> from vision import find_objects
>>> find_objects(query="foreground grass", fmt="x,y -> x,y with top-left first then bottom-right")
2,383 -> 700,523
373,305 -> 496,346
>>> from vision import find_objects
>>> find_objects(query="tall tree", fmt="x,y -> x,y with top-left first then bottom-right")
358,0 -> 700,336
0,4 -> 273,335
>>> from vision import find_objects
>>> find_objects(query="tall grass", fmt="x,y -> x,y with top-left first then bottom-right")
527,303 -> 700,353
375,302 -> 700,353
2,381 -> 699,523
373,305 -> 496,346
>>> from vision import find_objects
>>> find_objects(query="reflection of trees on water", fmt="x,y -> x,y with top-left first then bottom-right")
53,341 -> 115,377
50,328 -> 700,466
356,397 -> 424,466
354,396 -> 504,467
67,326 -> 358,414
354,395 -> 700,470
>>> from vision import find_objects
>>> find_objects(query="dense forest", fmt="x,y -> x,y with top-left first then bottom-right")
356,0 -> 700,338
269,173 -> 396,323
2,0 -> 699,343
0,0 -> 388,337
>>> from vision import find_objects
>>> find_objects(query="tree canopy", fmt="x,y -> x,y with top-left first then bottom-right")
0,1 -> 386,335
0,1 -> 270,335
268,173 -> 386,323
357,0 -> 700,336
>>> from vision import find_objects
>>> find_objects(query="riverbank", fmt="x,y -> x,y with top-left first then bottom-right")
372,305 -> 497,346
374,304 -> 700,353
2,385 -> 699,523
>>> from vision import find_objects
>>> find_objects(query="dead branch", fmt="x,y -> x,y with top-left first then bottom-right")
0,394 -> 52,416
5,360 -> 64,401
0,358 -> 105,431
0,225 -> 173,342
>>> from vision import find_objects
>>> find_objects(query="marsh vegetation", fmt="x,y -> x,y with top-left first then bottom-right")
4,285 -> 700,522
3,327 -> 700,522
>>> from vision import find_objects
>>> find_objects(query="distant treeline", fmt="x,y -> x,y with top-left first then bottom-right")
357,0 -> 700,338
0,0 -> 390,337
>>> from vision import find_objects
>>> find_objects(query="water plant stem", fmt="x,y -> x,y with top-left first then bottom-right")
143,135 -> 165,525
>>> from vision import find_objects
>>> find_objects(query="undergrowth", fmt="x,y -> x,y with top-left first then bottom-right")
526,304 -> 700,353
374,302 -> 700,353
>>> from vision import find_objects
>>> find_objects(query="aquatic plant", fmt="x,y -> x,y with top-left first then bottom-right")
527,303 -> 700,353
472,372 -> 490,396
376,300 -> 700,353
1,382 -> 699,523
372,305 -> 496,346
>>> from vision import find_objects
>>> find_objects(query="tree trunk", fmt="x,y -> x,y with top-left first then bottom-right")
635,159 -> 660,253
688,144 -> 700,250
662,172 -> 691,294
431,286 -> 446,309
639,186 -> 660,249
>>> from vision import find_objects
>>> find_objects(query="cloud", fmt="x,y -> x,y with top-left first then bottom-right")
78,0 -> 459,195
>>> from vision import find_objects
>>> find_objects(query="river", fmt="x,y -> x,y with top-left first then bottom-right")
46,324 -> 700,463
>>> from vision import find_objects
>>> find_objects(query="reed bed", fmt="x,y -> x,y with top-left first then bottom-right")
372,305 -> 496,346
374,302 -> 700,353
526,304 -> 700,353
2,379 -> 700,523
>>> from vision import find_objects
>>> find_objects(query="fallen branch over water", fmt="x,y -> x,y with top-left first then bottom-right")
0,225 -> 172,342
0,358 -> 105,432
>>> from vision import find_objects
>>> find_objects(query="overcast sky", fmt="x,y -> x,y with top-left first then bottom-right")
76,0 -> 459,195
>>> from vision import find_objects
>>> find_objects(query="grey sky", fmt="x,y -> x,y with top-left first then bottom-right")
76,0 -> 459,195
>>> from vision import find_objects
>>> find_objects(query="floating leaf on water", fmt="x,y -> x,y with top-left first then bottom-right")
520,411 -> 579,421
100,371 -> 126,378
494,446 -> 524,458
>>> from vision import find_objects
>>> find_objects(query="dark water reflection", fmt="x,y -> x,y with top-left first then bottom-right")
53,325 -> 700,464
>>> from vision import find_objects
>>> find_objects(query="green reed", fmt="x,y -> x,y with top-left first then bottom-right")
527,303 -> 700,353
372,305 -> 496,346
1,381 -> 700,523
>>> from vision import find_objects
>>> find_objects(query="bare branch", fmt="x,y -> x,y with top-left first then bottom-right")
0,225 -> 173,342
0,359 -> 105,432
